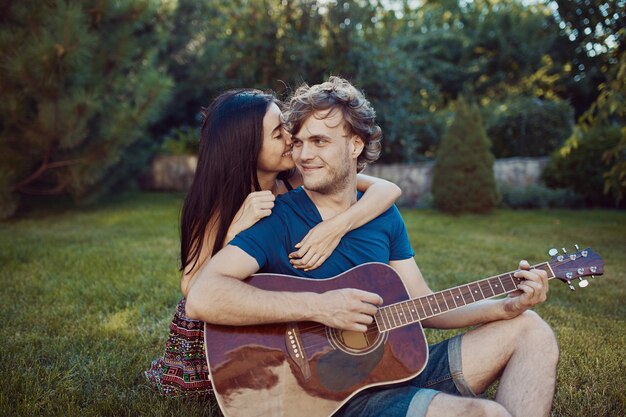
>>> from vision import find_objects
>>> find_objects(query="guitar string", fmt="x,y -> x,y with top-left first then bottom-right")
292,274 -> 521,335
245,255 -> 593,352
295,254 -> 591,337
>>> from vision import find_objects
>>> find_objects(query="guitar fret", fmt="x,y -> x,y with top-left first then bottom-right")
460,285 -> 473,304
497,275 -> 508,293
396,304 -> 406,326
479,279 -> 495,298
485,278 -> 496,295
378,307 -> 386,330
453,287 -> 466,306
391,266 -> 546,326
466,284 -> 477,302
387,306 -> 396,329
404,301 -> 414,322
427,294 -> 440,314
391,304 -> 400,328
445,290 -> 457,308
502,273 -> 518,292
469,283 -> 478,302
415,299 -> 426,319
490,277 -> 504,295
471,282 -> 484,301
405,300 -> 419,323
374,311 -> 385,331
408,300 -> 419,321
419,297 -> 432,317
399,302 -> 409,324
392,304 -> 400,327
380,307 -> 391,330
386,307 -> 395,329
403,302 -> 412,323
441,290 -> 452,309
434,292 -> 449,312
374,255 -> 586,335
538,263 -> 553,278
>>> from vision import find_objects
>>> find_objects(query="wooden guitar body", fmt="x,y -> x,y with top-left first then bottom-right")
203,247 -> 603,417
204,263 -> 428,417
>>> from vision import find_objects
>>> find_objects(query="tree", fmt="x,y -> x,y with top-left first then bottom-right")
548,0 -> 625,116
432,97 -> 499,214
566,49 -> 626,205
0,1 -> 173,218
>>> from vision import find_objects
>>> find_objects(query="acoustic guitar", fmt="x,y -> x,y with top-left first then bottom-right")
204,246 -> 603,417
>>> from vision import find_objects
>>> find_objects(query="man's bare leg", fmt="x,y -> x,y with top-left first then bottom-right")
426,394 -> 512,417
424,310 -> 559,417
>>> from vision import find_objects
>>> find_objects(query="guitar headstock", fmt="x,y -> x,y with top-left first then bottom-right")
547,245 -> 604,290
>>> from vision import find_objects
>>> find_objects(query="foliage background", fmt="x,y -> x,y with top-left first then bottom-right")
1,1 -> 624,415
0,0 -> 624,216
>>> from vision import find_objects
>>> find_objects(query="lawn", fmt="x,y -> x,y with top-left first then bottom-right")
1,192 -> 624,417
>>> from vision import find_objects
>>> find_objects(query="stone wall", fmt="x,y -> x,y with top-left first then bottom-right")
141,155 -> 197,191
364,157 -> 549,206
143,155 -> 548,207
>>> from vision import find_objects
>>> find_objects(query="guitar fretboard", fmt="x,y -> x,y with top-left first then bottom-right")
375,262 -> 554,332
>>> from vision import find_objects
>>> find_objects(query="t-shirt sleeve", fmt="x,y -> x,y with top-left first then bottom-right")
228,213 -> 283,270
388,205 -> 415,260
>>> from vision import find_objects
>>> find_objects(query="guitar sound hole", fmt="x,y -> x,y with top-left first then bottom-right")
339,330 -> 370,349
327,324 -> 385,355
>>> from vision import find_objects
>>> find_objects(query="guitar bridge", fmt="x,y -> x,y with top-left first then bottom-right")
285,324 -> 311,380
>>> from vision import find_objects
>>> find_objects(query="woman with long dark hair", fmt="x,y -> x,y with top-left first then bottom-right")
145,89 -> 401,398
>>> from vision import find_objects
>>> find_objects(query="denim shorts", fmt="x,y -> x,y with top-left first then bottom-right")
334,334 -> 476,417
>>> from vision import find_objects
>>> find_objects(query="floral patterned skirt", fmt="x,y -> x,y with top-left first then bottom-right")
145,297 -> 213,398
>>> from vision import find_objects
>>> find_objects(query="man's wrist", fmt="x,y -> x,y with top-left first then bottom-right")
500,298 -> 521,320
289,291 -> 318,321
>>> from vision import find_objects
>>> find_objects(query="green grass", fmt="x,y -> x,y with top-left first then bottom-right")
1,193 -> 624,416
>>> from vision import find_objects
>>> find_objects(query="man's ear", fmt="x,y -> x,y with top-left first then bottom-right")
350,135 -> 365,159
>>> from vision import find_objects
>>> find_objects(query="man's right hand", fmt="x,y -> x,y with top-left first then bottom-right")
311,289 -> 383,333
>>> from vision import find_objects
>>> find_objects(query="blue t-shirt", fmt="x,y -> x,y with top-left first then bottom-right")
229,187 -> 414,278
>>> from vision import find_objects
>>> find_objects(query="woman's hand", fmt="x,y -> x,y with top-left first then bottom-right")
288,215 -> 350,271
227,191 -> 275,242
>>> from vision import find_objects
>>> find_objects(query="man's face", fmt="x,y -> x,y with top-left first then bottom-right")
291,109 -> 363,194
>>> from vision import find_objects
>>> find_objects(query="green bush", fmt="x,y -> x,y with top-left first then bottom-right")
542,126 -> 622,207
485,97 -> 574,158
161,126 -> 200,156
432,97 -> 499,214
498,184 -> 583,209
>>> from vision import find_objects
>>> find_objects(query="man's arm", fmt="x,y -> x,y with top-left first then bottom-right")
185,245 -> 382,331
388,258 -> 549,329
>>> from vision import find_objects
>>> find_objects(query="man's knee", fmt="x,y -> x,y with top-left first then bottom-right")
479,400 -> 513,417
513,310 -> 560,363
425,396 -> 511,417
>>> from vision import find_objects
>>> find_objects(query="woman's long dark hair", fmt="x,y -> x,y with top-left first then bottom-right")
180,89 -> 278,273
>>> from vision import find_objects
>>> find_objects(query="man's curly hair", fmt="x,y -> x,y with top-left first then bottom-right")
284,76 -> 382,172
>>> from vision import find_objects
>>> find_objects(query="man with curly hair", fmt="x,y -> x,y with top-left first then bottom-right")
186,76 -> 558,417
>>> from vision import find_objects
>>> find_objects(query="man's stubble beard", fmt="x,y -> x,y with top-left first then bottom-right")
302,148 -> 353,195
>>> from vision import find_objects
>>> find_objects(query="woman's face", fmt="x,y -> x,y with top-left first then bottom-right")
257,103 -> 294,174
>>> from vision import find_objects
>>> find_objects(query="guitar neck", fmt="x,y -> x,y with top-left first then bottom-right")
375,262 -> 555,332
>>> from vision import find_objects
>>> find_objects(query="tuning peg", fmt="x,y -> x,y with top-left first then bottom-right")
578,277 -> 589,288
562,247 -> 568,254
548,248 -> 558,257
568,282 -> 575,291
591,275 -> 596,279
575,244 -> 580,251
